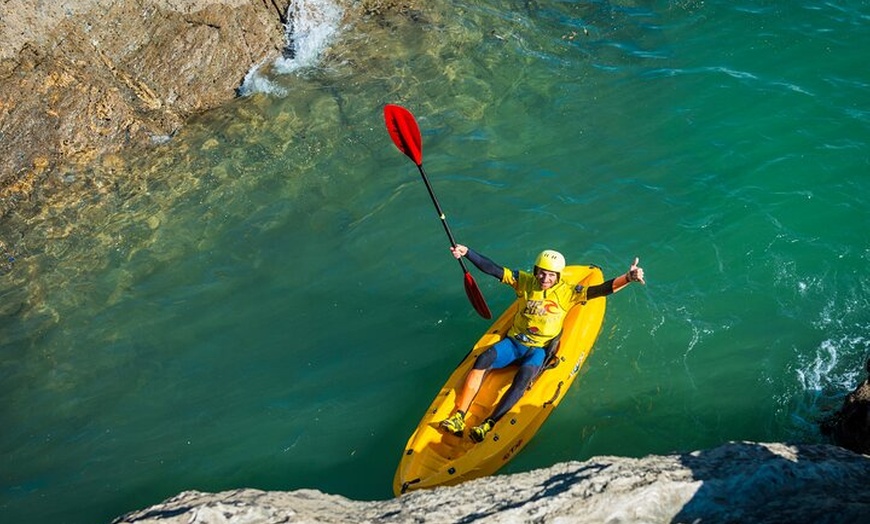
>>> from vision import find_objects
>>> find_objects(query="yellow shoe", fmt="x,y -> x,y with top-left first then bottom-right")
439,411 -> 466,436
470,418 -> 494,443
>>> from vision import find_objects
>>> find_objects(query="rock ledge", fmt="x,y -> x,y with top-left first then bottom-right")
114,442 -> 870,524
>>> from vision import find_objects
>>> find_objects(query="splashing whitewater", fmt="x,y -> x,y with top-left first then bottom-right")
238,0 -> 343,96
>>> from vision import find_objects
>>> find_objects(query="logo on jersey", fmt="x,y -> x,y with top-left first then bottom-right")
523,299 -> 561,316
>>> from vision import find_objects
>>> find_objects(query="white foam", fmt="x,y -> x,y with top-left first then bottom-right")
239,65 -> 289,97
239,0 -> 343,96
797,336 -> 866,393
276,0 -> 343,74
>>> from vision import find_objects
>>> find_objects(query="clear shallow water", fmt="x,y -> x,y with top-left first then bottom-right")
2,1 -> 870,522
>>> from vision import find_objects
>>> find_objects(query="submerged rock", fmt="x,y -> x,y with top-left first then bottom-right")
114,442 -> 870,524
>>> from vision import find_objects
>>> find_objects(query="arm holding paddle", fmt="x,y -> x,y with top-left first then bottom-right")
450,245 -> 504,280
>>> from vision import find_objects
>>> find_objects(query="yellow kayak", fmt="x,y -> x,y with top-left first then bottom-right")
393,264 -> 606,496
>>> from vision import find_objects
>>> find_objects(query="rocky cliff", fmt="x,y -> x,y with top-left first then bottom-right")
113,442 -> 869,524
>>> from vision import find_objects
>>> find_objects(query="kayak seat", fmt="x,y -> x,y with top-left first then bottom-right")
542,332 -> 562,371
527,332 -> 562,391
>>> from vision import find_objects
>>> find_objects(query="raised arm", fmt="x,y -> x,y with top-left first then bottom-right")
451,245 -> 504,280
586,257 -> 645,299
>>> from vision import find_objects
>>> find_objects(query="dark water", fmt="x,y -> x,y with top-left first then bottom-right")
2,1 -> 869,522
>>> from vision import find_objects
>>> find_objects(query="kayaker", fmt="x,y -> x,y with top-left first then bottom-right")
439,245 -> 645,442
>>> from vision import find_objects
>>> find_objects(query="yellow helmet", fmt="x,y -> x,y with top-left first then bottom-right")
534,249 -> 566,273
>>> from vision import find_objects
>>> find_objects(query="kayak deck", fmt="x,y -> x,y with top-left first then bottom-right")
394,265 -> 606,496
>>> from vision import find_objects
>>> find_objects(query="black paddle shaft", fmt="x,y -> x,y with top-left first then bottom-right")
415,164 -> 473,275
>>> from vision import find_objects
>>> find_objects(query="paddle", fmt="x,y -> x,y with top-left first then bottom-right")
383,104 -> 492,319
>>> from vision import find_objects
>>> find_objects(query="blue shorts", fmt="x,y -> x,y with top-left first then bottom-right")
488,337 -> 546,369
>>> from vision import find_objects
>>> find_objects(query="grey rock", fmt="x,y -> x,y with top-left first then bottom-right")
114,442 -> 870,524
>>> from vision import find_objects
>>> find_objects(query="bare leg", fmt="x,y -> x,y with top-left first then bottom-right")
455,368 -> 486,413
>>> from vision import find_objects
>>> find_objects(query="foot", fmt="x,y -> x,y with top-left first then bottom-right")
470,418 -> 494,443
439,411 -> 466,436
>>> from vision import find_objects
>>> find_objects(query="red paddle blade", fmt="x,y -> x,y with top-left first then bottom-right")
384,104 -> 423,166
464,272 -> 492,319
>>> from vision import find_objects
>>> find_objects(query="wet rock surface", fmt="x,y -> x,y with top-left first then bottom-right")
0,0 -> 291,212
113,442 -> 870,524
0,0 -> 428,235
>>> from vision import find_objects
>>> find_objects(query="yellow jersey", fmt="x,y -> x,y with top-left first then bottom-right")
501,268 -> 588,347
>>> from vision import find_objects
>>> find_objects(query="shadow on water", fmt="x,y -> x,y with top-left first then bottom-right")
672,441 -> 870,524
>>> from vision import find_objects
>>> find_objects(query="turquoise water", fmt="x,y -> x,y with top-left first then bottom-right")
2,1 -> 869,522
